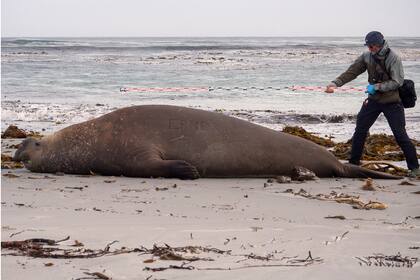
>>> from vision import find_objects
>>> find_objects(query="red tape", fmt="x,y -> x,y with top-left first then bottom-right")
289,85 -> 365,92
120,85 -> 366,93
120,87 -> 209,93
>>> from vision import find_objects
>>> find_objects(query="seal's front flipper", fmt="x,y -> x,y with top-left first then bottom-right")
165,160 -> 200,180
126,145 -> 200,179
129,157 -> 200,179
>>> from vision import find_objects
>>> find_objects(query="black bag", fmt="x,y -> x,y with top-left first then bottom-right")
398,79 -> 417,108
373,50 -> 417,108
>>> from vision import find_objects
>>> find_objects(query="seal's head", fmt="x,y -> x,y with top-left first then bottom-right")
13,138 -> 44,171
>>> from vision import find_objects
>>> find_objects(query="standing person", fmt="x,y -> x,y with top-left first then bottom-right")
325,31 -> 419,177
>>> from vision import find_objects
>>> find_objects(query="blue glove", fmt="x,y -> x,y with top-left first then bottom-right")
366,84 -> 376,95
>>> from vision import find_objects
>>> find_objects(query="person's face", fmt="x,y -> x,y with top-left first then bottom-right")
367,44 -> 382,54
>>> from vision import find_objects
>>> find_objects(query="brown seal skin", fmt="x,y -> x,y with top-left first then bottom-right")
13,105 -> 400,179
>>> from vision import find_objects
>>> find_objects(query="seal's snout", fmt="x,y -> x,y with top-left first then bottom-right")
12,138 -> 40,167
14,152 -> 30,164
13,143 -> 24,162
12,151 -> 20,162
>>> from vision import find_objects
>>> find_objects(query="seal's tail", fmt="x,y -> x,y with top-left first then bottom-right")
336,163 -> 402,179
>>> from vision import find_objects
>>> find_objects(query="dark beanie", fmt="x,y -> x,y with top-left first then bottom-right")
364,31 -> 385,46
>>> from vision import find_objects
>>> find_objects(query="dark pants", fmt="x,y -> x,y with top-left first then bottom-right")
350,99 -> 419,170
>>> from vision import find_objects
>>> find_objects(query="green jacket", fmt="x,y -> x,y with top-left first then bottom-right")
332,41 -> 404,104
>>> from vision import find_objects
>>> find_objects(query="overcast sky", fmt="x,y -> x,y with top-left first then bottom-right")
2,0 -> 420,37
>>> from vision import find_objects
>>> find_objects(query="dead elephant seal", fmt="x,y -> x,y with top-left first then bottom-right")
14,105 -> 400,179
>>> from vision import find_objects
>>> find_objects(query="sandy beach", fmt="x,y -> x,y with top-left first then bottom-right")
1,138 -> 419,280
3,0 -> 420,278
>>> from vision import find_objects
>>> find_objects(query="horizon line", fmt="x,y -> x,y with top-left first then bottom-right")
2,35 -> 420,39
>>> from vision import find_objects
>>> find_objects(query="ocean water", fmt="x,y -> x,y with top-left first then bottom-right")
1,37 -> 420,141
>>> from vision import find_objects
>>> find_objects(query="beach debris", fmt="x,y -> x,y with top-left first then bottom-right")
0,237 -> 135,259
82,272 -> 111,280
286,188 -> 387,210
276,176 -> 292,184
250,226 -> 263,232
121,188 -> 148,193
1,125 -> 43,139
282,126 -> 335,147
211,204 -> 234,211
103,179 -> 116,183
70,240 -> 84,247
361,162 -> 408,177
14,202 -> 33,208
27,175 -> 55,179
236,252 -> 275,262
325,231 -> 349,245
2,173 -> 20,178
361,178 -> 377,191
356,253 -> 418,268
1,154 -> 12,161
1,226 -> 16,232
144,251 -> 323,272
6,143 -> 21,149
409,246 -> 420,250
1,236 -> 70,256
282,126 -> 419,167
65,186 -> 85,191
2,236 -> 324,272
354,201 -> 387,210
1,154 -> 24,169
324,215 -> 346,220
155,187 -> 169,191
223,237 -> 237,245
333,134 -> 420,162
412,191 -> 420,194
382,216 -> 416,226
159,251 -> 207,262
399,180 -> 417,186
9,230 -> 26,238
291,166 -> 318,181
1,125 -> 27,138
144,263 -> 195,272
8,229 -> 41,238
139,244 -> 228,262
14,203 -> 23,206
